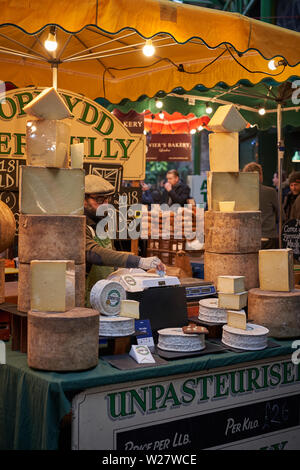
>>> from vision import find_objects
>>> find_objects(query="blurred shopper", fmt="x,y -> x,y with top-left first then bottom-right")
161,169 -> 191,206
243,162 -> 279,249
283,171 -> 300,221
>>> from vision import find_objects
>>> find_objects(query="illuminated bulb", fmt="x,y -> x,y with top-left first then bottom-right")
258,107 -> 266,116
155,100 -> 163,109
44,27 -> 58,52
198,125 -> 204,131
143,130 -> 147,135
268,59 -> 277,71
159,111 -> 164,119
190,128 -> 196,134
143,39 -> 155,57
206,104 -> 213,114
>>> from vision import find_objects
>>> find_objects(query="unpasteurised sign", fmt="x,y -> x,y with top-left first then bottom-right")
0,87 -> 146,180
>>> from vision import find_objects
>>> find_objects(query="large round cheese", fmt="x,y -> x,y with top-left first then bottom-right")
99,315 -> 135,337
204,211 -> 261,253
204,251 -> 259,291
222,323 -> 269,350
90,279 -> 126,316
18,214 -> 85,264
0,200 -> 16,252
27,308 -> 99,371
198,298 -> 227,323
248,288 -> 300,338
0,259 -> 5,304
158,327 -> 205,352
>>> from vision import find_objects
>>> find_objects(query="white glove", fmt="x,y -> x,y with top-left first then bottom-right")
138,256 -> 162,270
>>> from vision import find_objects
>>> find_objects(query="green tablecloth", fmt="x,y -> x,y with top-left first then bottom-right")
0,340 -> 295,450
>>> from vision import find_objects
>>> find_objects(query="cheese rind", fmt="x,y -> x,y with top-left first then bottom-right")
259,249 -> 294,292
227,309 -> 247,330
217,276 -> 245,294
120,300 -> 140,319
218,291 -> 248,310
19,166 -> 85,215
209,132 -> 239,172
207,172 -> 259,212
30,260 -> 75,312
27,119 -> 70,168
208,104 -> 247,133
24,87 -> 72,120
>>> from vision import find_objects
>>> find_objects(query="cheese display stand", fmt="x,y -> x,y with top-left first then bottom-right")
1,104 -> 300,451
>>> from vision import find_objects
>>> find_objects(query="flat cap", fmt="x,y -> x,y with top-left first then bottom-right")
289,171 -> 300,184
85,174 -> 115,195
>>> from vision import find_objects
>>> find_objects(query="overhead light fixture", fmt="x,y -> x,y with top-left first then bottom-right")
159,111 -> 164,120
258,107 -> 266,116
143,39 -> 155,57
268,58 -> 287,71
292,150 -> 300,162
197,125 -> 204,131
44,26 -> 58,52
155,99 -> 163,109
205,103 -> 213,114
190,128 -> 196,134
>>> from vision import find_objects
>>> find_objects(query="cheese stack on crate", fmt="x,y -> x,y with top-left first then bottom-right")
17,87 -> 99,371
204,105 -> 261,291
248,249 -> 300,338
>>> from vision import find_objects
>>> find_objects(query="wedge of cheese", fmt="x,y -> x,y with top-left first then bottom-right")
209,132 -> 239,172
19,166 -> 84,215
208,104 -> 247,133
217,276 -> 245,294
207,172 -> 259,211
30,260 -> 75,312
26,119 -> 70,168
120,300 -> 140,319
227,309 -> 247,330
218,291 -> 248,310
259,249 -> 294,292
24,87 -> 72,120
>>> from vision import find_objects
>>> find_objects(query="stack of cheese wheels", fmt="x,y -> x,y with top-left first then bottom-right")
19,87 -> 99,371
204,105 -> 261,291
248,249 -> 300,338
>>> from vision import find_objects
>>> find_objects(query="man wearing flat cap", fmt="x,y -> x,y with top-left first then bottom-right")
84,174 -> 164,306
283,171 -> 300,221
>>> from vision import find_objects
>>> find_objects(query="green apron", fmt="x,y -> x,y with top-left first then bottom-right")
85,226 -> 114,307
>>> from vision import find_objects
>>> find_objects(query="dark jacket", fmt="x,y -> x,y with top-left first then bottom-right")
161,181 -> 191,206
283,192 -> 300,221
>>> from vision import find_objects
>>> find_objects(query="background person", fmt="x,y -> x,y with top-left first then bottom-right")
283,171 -> 300,221
243,162 -> 279,249
84,174 -> 165,305
161,169 -> 191,206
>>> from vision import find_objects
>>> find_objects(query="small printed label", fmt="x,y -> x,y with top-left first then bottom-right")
107,289 -> 121,307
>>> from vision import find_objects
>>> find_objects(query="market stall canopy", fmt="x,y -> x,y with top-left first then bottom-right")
1,0 -> 300,102
109,80 -> 300,131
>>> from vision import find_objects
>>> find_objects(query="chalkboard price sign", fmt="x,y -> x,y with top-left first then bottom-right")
0,158 -> 26,191
282,219 -> 300,263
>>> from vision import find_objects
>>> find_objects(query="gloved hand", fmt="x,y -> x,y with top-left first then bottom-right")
138,256 -> 165,272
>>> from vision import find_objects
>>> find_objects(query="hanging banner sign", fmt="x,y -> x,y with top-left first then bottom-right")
146,133 -> 191,161
0,87 -> 146,180
112,109 -> 144,134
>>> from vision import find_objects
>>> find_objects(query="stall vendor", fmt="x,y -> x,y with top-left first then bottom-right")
84,174 -> 164,306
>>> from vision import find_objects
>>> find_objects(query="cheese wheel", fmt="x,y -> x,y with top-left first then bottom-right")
204,211 -> 261,253
18,214 -> 85,264
18,262 -> 85,312
27,308 -> 99,371
248,288 -> 300,338
0,200 -> 16,252
204,251 -> 259,291
90,279 -> 126,316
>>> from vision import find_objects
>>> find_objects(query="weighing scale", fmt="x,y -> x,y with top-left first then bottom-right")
119,273 -> 181,293
180,278 -> 216,300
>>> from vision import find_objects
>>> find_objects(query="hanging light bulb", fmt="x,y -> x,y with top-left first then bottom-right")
190,128 -> 196,134
143,39 -> 155,57
197,125 -> 204,131
155,99 -> 163,109
205,103 -> 213,114
44,26 -> 58,52
159,111 -> 165,120
268,58 -> 287,71
258,107 -> 266,116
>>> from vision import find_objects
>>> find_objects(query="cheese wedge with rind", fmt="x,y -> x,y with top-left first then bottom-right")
120,299 -> 140,319
227,309 -> 247,330
217,276 -> 245,294
218,291 -> 248,310
208,104 -> 247,133
259,249 -> 294,292
207,172 -> 259,211
24,87 -> 72,120
209,132 -> 239,172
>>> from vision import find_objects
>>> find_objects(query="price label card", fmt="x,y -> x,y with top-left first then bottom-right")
135,319 -> 154,350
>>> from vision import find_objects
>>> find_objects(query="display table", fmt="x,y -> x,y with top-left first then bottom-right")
0,339 -> 299,450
